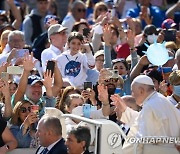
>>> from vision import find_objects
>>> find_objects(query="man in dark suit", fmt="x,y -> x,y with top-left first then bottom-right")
65,126 -> 91,154
35,116 -> 67,154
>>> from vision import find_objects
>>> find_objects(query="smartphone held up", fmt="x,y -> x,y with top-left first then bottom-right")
84,81 -> 93,91
46,60 -> 55,77
16,49 -> 29,58
31,105 -> 39,115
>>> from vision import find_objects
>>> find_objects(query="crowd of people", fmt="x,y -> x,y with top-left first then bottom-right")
0,0 -> 180,154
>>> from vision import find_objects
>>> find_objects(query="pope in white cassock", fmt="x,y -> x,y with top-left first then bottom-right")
111,75 -> 180,154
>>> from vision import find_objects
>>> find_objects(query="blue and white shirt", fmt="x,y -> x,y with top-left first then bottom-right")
56,50 -> 95,89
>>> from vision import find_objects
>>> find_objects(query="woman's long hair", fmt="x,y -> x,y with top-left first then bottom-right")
56,86 -> 81,113
10,100 -> 32,126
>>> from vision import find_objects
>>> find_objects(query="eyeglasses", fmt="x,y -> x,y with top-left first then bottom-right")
77,8 -> 86,13
95,59 -> 104,62
9,39 -> 24,43
104,78 -> 118,83
98,7 -> 108,12
20,107 -> 31,113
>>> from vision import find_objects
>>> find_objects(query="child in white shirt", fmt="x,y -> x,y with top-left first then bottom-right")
56,32 -> 95,89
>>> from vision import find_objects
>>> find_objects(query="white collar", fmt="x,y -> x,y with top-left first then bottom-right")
142,91 -> 156,106
50,44 -> 62,55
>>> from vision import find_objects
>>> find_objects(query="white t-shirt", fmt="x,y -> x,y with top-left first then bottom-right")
41,44 -> 62,72
56,50 -> 95,88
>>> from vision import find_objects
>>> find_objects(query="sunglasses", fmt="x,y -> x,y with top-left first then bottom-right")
145,31 -> 158,36
20,107 -> 31,113
98,7 -> 108,12
104,78 -> 118,83
95,59 -> 104,62
77,8 -> 86,13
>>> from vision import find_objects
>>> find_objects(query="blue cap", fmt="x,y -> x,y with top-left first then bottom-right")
161,19 -> 176,29
28,75 -> 42,85
157,67 -> 172,74
44,15 -> 57,24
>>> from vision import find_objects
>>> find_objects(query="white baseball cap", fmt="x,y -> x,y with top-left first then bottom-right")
94,50 -> 104,59
48,24 -> 67,39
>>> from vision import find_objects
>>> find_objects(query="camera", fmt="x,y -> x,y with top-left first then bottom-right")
107,69 -> 119,79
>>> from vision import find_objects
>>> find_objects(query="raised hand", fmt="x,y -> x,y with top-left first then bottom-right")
42,69 -> 53,97
81,43 -> 92,53
95,13 -> 107,24
23,112 -> 38,129
127,29 -> 135,49
139,55 -> 150,66
159,80 -> 168,95
23,52 -> 36,72
126,17 -> 136,32
0,62 -> 9,73
42,69 -> 53,89
7,48 -> 18,64
97,84 -> 109,105
81,90 -> 90,101
103,25 -> 112,46
0,79 -> 4,92
0,146 -> 7,154
1,80 -> 10,97
110,94 -> 127,113
139,6 -> 152,25
81,89 -> 96,105
100,15 -> 109,27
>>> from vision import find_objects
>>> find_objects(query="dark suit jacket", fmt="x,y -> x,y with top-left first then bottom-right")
35,138 -> 67,154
